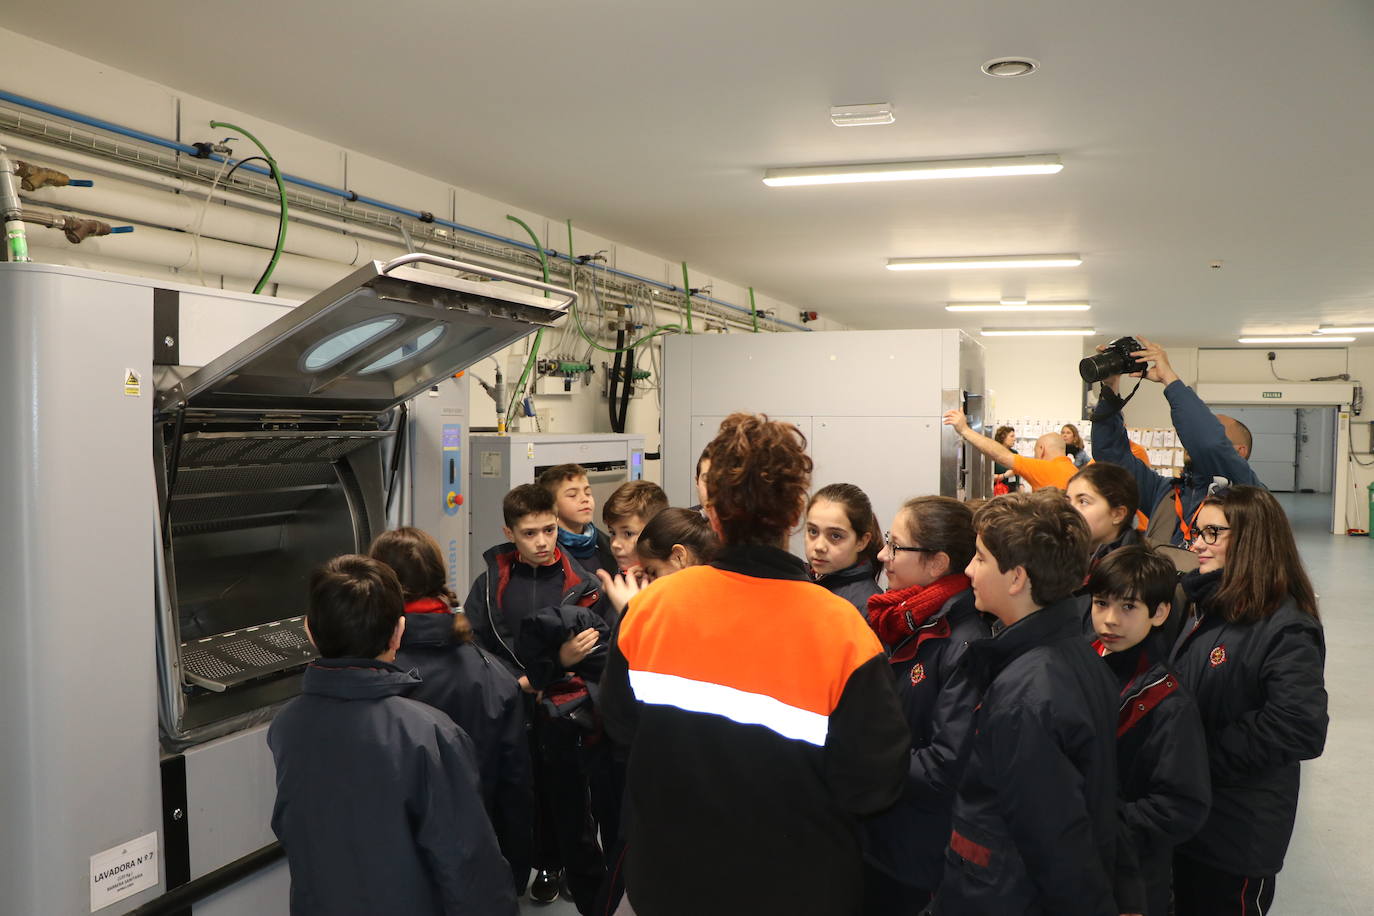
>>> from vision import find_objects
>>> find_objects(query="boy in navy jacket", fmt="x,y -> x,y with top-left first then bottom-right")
936,491 -> 1124,916
1088,546 -> 1211,916
466,483 -> 612,914
268,555 -> 514,916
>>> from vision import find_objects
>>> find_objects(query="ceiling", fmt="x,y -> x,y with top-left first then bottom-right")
12,0 -> 1374,344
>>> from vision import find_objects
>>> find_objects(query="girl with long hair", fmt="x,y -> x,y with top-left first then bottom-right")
1062,423 -> 1091,468
805,482 -> 883,613
1170,485 -> 1327,915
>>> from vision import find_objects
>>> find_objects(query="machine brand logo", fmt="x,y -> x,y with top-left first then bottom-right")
910,663 -> 926,686
1262,391 -> 1283,399
1210,645 -> 1228,668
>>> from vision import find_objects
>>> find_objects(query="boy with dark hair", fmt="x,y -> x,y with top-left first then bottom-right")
602,479 -> 669,572
466,483 -> 613,914
1088,546 -> 1211,916
538,463 -> 616,574
935,491 -> 1126,915
268,555 -> 514,916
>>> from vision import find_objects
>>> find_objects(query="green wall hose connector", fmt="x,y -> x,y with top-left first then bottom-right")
504,215 -> 549,425
681,261 -> 694,334
209,120 -> 287,294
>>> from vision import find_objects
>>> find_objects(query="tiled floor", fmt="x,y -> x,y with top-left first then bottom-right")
519,492 -> 1361,915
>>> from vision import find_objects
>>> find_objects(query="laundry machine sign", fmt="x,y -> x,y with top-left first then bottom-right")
89,830 -> 158,911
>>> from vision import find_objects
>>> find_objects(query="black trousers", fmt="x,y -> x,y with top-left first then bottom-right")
531,712 -> 606,915
1173,854 -> 1276,916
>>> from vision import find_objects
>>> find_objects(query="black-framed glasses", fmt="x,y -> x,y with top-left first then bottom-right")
1192,524 -> 1231,545
884,531 -> 939,556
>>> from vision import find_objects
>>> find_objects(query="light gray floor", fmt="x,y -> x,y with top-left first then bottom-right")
519,493 -> 1360,915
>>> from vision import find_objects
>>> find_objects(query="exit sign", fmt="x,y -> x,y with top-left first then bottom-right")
1262,391 -> 1283,399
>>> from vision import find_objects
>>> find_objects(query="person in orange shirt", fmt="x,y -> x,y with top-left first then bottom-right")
942,410 -> 1078,492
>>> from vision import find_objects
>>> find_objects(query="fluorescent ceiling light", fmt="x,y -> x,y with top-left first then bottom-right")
980,328 -> 1095,337
829,103 -> 895,127
888,254 -> 1082,271
999,298 -> 1028,305
1316,325 -> 1374,334
764,154 -> 1062,187
947,301 -> 1090,312
1238,336 -> 1356,344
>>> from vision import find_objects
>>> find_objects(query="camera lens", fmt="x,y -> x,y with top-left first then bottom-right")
1078,350 -> 1129,383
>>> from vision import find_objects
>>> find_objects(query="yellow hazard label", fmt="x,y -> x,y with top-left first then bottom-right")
124,368 -> 142,397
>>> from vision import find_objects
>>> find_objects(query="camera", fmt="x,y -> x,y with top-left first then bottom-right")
1079,336 -> 1148,384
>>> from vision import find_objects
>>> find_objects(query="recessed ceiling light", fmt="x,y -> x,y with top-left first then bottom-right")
947,301 -> 1090,312
763,154 -> 1062,187
829,103 -> 895,127
980,328 -> 1095,337
887,254 -> 1082,271
982,57 -> 1040,78
1238,336 -> 1356,344
1316,325 -> 1374,334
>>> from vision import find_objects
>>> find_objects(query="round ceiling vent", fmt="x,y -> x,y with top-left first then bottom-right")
982,57 -> 1040,78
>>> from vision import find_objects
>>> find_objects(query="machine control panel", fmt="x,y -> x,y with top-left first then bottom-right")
442,423 -> 463,516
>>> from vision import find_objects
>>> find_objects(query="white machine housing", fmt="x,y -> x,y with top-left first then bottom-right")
662,329 -> 987,542
467,432 -> 646,580
0,258 -> 569,915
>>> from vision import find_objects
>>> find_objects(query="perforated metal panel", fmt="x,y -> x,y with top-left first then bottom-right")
179,617 -> 316,692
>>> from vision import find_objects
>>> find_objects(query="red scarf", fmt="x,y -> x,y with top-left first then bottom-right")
866,574 -> 971,660
404,597 -> 450,614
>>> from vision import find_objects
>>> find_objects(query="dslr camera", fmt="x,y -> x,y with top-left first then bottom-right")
1079,336 -> 1148,384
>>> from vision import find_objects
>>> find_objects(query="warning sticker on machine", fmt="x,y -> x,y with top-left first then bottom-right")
123,369 -> 142,397
481,451 -> 502,478
90,831 -> 158,911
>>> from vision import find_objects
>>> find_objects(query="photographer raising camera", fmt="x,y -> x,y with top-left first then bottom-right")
1086,335 -> 1262,559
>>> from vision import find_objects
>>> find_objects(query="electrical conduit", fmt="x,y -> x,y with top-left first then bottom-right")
0,90 -> 811,331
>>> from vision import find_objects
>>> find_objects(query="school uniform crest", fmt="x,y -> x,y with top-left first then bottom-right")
910,662 -> 926,686
1209,645 -> 1227,668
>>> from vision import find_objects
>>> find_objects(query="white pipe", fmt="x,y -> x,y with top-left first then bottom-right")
25,216 -> 352,290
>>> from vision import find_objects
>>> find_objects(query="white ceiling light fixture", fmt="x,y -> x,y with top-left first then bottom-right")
1238,335 -> 1356,344
829,102 -> 895,127
947,301 -> 1090,312
982,57 -> 1040,78
999,298 -> 1028,305
980,328 -> 1095,337
1316,325 -> 1374,334
887,254 -> 1082,271
763,154 -> 1062,188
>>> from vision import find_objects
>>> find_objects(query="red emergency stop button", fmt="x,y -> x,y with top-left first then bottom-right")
446,491 -> 464,508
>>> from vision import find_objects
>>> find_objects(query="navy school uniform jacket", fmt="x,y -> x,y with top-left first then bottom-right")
864,589 -> 993,892
815,559 -> 882,614
465,542 -> 611,684
936,597 -> 1124,916
1170,570 -> 1328,876
395,608 -> 534,889
1091,379 -> 1261,547
599,544 -> 911,916
1094,638 -> 1211,916
267,658 -> 516,916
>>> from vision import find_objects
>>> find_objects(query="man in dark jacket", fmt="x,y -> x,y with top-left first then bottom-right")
1089,336 -> 1261,550
936,491 -> 1125,916
465,483 -> 612,914
268,555 -> 514,916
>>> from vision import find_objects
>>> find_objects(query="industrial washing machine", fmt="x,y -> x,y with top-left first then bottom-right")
0,254 -> 574,914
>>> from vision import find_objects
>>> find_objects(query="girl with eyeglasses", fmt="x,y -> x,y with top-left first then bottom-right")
861,496 -> 993,913
1169,485 -> 1327,915
805,483 -> 884,614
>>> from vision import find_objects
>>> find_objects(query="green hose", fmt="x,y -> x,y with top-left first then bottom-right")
681,261 -> 694,333
209,120 -> 287,294
565,218 -> 680,353
748,286 -> 759,333
504,215 -> 549,424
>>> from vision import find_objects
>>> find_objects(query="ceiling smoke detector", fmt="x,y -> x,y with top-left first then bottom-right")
982,57 -> 1040,78
829,103 -> 896,127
